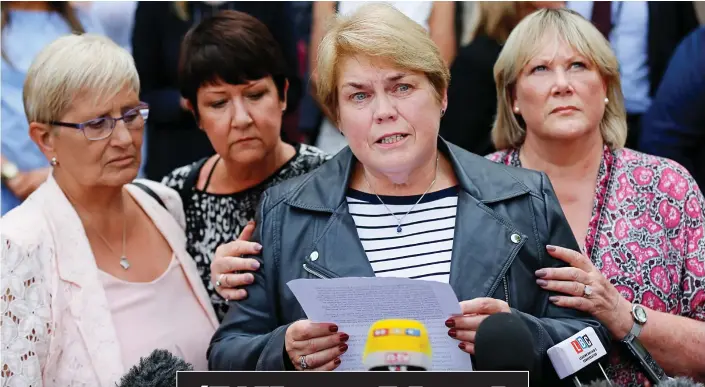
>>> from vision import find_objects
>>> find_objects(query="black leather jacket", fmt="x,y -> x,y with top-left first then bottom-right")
208,139 -> 611,379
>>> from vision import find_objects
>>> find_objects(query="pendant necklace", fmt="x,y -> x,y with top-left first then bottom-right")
66,189 -> 130,270
363,154 -> 439,234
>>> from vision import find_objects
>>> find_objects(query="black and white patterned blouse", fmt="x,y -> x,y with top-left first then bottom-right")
162,144 -> 330,321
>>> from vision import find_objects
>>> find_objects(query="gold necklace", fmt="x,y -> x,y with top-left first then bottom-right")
65,189 -> 130,270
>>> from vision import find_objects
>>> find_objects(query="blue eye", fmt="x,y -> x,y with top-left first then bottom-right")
570,62 -> 586,69
397,84 -> 410,93
352,92 -> 367,102
532,65 -> 548,73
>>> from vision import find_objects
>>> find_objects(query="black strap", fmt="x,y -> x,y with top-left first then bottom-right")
203,156 -> 221,192
178,157 -> 209,208
131,181 -> 166,209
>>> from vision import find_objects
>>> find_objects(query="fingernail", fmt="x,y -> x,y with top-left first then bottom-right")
329,325 -> 339,332
458,342 -> 466,350
246,274 -> 255,283
334,358 -> 341,365
549,296 -> 558,302
247,220 -> 255,226
448,328 -> 457,338
445,318 -> 455,328
546,245 -> 556,252
535,269 -> 547,278
536,279 -> 548,287
339,344 -> 348,352
254,244 -> 262,251
339,333 -> 349,342
250,260 -> 260,269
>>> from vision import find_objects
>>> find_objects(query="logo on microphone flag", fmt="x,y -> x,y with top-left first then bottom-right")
570,334 -> 594,354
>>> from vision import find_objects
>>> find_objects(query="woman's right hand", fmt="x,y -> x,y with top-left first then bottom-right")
285,320 -> 349,371
211,221 -> 263,301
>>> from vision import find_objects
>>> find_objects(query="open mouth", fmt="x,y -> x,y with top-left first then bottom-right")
377,134 -> 409,145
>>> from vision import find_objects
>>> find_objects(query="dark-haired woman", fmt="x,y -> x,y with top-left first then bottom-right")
1,1 -> 103,215
161,10 -> 329,322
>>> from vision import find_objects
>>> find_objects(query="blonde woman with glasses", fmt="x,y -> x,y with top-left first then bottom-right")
487,9 -> 705,385
1,34 -> 218,386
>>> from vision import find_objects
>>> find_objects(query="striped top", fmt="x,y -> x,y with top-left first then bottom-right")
346,186 -> 459,283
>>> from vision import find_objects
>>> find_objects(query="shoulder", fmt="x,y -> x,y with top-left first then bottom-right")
130,179 -> 187,229
1,198 -> 50,250
292,144 -> 332,169
614,148 -> 702,201
161,159 -> 205,191
485,149 -> 512,164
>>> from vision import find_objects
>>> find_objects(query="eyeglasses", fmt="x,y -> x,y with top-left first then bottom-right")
50,102 -> 150,141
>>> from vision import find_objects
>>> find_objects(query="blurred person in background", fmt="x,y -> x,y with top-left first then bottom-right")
161,10 -> 329,322
487,9 -> 705,385
1,1 -> 103,215
440,1 -> 564,156
640,27 -> 705,191
1,34 -> 218,386
131,1 -> 301,181
308,1 -> 457,155
566,1 -> 700,150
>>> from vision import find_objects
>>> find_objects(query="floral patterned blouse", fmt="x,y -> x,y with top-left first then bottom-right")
487,146 -> 705,386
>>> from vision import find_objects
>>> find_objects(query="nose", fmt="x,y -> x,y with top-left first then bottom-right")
231,98 -> 253,129
551,68 -> 573,97
373,93 -> 398,124
110,119 -> 133,148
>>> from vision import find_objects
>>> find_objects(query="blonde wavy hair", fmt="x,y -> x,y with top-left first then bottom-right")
491,8 -> 627,150
315,3 -> 450,123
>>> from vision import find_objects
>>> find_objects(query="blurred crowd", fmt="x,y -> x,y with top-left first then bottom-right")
1,1 -> 704,215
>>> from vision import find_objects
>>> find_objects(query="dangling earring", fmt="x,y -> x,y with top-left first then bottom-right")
514,106 -> 520,113
604,97 -> 609,104
50,157 -> 58,167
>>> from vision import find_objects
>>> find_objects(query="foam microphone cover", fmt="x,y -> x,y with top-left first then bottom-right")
474,312 -> 538,373
117,349 -> 194,387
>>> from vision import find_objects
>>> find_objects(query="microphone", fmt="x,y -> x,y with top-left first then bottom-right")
547,327 -> 612,386
362,319 -> 431,371
474,312 -> 539,379
117,349 -> 194,387
586,377 -> 704,387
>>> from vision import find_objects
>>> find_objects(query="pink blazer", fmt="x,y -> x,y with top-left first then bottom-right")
1,175 -> 219,387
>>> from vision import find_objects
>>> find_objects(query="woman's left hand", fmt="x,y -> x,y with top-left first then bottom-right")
447,298 -> 511,355
537,245 -> 627,329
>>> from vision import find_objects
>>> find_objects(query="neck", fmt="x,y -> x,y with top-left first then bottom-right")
519,130 -> 604,183
357,151 -> 440,196
6,2 -> 52,11
218,141 -> 295,191
54,171 -> 126,228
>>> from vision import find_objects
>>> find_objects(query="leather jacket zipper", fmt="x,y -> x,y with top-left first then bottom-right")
503,276 -> 510,306
302,262 -> 340,279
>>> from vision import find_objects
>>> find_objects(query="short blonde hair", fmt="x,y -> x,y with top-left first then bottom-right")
492,8 -> 627,150
315,3 -> 450,122
23,34 -> 140,125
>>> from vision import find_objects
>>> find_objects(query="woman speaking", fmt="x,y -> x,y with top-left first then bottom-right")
207,3 -> 609,378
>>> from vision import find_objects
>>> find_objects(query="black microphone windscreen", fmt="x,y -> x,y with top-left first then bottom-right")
474,312 -> 537,372
117,349 -> 194,387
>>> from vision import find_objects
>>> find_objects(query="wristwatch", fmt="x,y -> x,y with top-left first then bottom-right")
1,161 -> 19,182
621,304 -> 668,383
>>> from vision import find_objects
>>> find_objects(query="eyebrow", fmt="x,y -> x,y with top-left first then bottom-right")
341,73 -> 409,90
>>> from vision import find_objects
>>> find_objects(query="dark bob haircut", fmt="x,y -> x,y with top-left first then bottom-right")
178,10 -> 289,119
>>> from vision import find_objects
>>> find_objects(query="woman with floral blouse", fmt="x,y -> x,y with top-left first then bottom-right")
486,9 -> 705,385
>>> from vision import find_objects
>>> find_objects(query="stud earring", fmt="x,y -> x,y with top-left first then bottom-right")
50,157 -> 58,166
514,106 -> 520,113
604,97 -> 609,104
441,109 -> 445,117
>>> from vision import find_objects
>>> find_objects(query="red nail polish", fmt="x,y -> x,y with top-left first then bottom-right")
445,318 -> 455,328
339,333 -> 349,342
334,358 -> 341,365
448,329 -> 457,338
329,325 -> 339,332
339,344 -> 348,352
458,342 -> 466,350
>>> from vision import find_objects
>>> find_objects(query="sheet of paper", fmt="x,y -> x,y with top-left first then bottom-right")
287,277 -> 473,371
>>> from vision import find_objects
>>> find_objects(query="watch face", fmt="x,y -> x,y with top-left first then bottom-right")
633,305 -> 648,324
